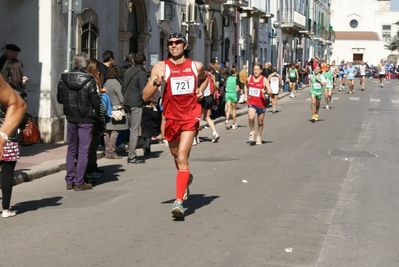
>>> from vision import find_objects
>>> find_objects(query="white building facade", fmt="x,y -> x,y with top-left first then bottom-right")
330,0 -> 399,66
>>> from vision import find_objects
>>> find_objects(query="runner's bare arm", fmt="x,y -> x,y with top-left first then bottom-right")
0,75 -> 27,159
142,61 -> 165,102
244,77 -> 249,101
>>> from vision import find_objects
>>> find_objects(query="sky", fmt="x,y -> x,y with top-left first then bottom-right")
392,0 -> 399,11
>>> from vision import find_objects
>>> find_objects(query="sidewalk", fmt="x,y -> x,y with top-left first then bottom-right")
9,91 -> 291,186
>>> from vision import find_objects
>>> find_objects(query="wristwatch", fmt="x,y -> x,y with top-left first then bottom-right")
153,79 -> 162,87
0,131 -> 9,141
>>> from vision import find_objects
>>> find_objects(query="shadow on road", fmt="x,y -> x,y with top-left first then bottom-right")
162,194 -> 219,220
12,196 -> 63,215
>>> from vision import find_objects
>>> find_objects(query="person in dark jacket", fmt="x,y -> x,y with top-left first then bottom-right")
57,52 -> 101,191
140,99 -> 160,156
122,53 -> 148,164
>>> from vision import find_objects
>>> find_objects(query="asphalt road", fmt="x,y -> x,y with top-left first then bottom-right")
1,78 -> 398,267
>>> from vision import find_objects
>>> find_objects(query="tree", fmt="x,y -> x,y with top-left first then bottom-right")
386,21 -> 399,51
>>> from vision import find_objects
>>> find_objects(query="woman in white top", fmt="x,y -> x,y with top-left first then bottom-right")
268,67 -> 282,114
358,61 -> 367,91
377,60 -> 386,88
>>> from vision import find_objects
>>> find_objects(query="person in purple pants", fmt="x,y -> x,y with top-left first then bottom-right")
57,53 -> 101,191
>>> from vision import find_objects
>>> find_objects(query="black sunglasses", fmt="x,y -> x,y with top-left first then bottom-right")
168,40 -> 184,46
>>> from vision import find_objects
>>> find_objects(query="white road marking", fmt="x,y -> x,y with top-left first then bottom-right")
349,97 -> 360,101
370,98 -> 380,102
391,100 -> 399,104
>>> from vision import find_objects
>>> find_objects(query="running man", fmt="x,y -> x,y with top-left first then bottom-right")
358,61 -> 367,91
338,61 -> 346,91
244,64 -> 272,145
287,63 -> 299,98
309,66 -> 326,122
323,64 -> 334,109
268,67 -> 282,113
377,60 -> 386,88
345,62 -> 357,94
142,32 -> 208,218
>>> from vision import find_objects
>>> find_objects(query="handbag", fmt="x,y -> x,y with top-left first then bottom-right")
112,104 -> 126,121
21,116 -> 40,144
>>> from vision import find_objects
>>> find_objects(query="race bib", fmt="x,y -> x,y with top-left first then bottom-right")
248,87 -> 260,97
348,73 -> 354,79
313,83 -> 321,89
170,76 -> 195,95
290,72 -> 296,78
326,80 -> 332,88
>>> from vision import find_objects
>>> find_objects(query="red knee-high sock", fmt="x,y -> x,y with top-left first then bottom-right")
175,169 -> 190,201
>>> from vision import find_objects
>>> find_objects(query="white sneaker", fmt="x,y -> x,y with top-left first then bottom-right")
212,133 -> 220,143
325,105 -> 330,110
196,137 -> 200,144
2,210 -> 16,218
192,138 -> 197,146
249,131 -> 255,142
232,123 -> 238,129
290,93 -> 295,98
330,97 -> 333,103
225,121 -> 230,130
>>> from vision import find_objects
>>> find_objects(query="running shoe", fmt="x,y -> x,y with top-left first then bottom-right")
330,97 -> 333,103
249,131 -> 255,142
171,200 -> 184,218
315,114 -> 319,121
311,115 -> 316,122
225,121 -> 230,130
196,137 -> 201,144
256,136 -> 262,145
212,133 -> 220,143
232,123 -> 238,129
272,106 -> 276,113
325,105 -> 330,110
183,174 -> 194,201
192,138 -> 197,146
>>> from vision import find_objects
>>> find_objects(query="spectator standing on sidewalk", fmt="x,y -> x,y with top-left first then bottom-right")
104,65 -> 128,159
0,64 -> 27,218
57,53 -> 101,191
244,63 -> 272,145
142,32 -> 208,218
85,59 -> 107,180
122,53 -> 147,164
0,44 -> 29,86
99,50 -> 114,86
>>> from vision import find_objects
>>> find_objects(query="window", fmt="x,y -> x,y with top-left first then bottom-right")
350,19 -> 358,28
382,25 -> 391,42
81,23 -> 98,59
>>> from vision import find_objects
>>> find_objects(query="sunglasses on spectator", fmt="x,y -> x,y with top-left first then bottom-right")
168,40 -> 184,46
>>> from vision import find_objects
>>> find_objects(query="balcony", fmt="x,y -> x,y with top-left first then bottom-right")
201,0 -> 229,4
223,0 -> 249,7
280,8 -> 306,32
